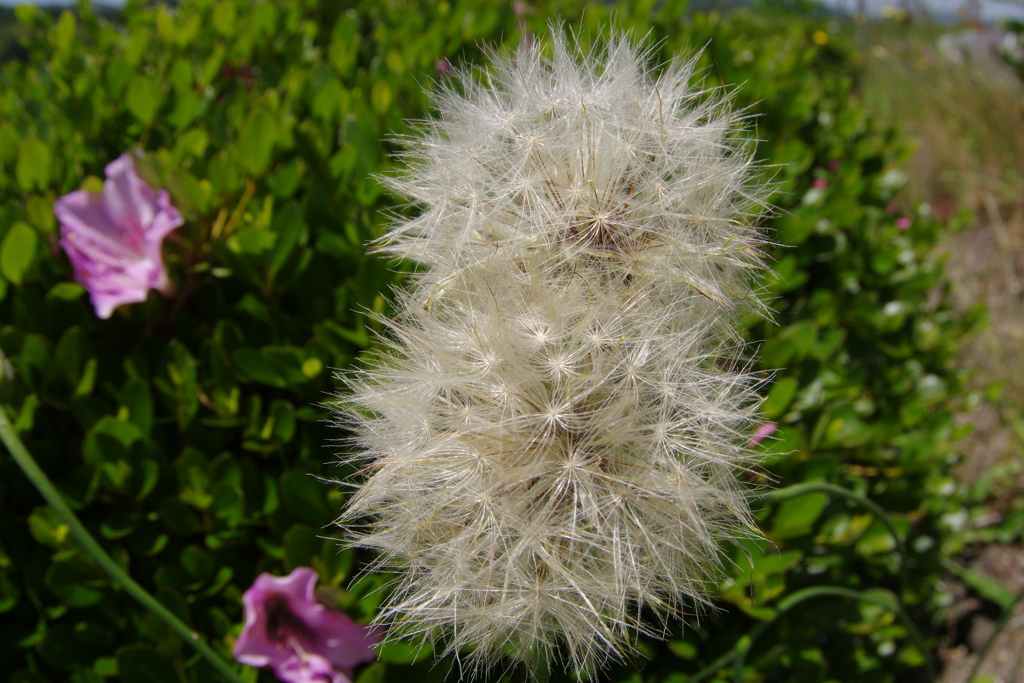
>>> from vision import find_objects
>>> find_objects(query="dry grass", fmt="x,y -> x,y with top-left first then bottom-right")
860,21 -> 1024,213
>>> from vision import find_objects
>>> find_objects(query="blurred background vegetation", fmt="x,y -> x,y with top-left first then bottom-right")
0,1 -> 1022,682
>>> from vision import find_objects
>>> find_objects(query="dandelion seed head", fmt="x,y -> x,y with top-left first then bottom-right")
335,29 -> 771,678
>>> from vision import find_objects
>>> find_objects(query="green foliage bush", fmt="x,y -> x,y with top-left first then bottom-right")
0,1 -> 972,682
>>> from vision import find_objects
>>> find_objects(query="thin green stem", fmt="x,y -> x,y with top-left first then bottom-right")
966,583 -> 1024,683
764,482 -> 911,597
0,404 -> 247,683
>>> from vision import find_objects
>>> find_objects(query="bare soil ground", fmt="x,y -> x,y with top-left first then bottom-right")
936,198 -> 1024,683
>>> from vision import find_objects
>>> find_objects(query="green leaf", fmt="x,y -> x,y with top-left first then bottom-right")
39,621 -> 95,673
328,15 -> 361,73
228,228 -> 276,256
16,139 -> 52,192
370,81 -> 393,114
760,321 -> 817,367
25,194 -> 57,233
771,492 -> 829,540
269,399 -> 296,443
284,524 -> 322,570
105,61 -> 134,97
83,416 -> 143,465
157,341 -> 199,431
28,506 -> 69,548
167,169 -> 212,214
280,470 -> 331,526
119,378 -> 154,435
269,159 -> 304,200
262,346 -> 308,385
817,403 -> 873,449
47,282 -> 86,301
168,88 -> 199,131
100,511 -> 140,540
207,150 -> 242,195
0,123 -> 17,163
355,663 -> 387,683
377,638 -> 433,665
268,201 -> 305,275
211,0 -> 237,35
0,568 -> 20,613
50,326 -> 95,397
180,545 -> 213,583
46,560 -> 106,608
133,460 -> 161,502
762,377 -> 798,420
238,110 -> 277,176
855,519 -> 899,557
155,588 -> 190,624
209,481 -> 244,526
0,222 -> 37,285
231,347 -> 283,387
158,497 -> 203,536
51,10 -> 76,53
312,78 -> 345,122
116,645 -> 178,683
126,75 -> 162,125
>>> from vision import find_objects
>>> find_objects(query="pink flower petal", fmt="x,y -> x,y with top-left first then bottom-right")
749,422 -> 777,447
277,652 -> 350,683
53,153 -> 182,319
101,154 -> 157,233
234,568 -> 379,682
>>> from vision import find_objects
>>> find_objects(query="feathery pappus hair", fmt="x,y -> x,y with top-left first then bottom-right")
333,28 -> 771,678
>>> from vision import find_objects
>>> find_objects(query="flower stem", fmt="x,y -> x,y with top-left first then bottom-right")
0,404 -> 247,683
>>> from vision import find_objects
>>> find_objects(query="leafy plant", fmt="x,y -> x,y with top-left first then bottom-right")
0,2 -> 973,682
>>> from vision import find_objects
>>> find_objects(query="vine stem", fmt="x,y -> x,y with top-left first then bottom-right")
965,582 -> 1024,683
682,586 -> 933,683
764,481 -> 911,598
684,482 -> 933,682
0,404 -> 247,683
731,585 -> 934,683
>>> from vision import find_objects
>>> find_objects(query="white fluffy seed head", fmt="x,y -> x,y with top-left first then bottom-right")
334,30 -> 770,678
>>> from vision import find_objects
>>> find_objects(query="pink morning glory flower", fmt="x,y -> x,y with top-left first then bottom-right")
277,652 -> 349,683
234,567 -> 379,683
54,153 -> 183,319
